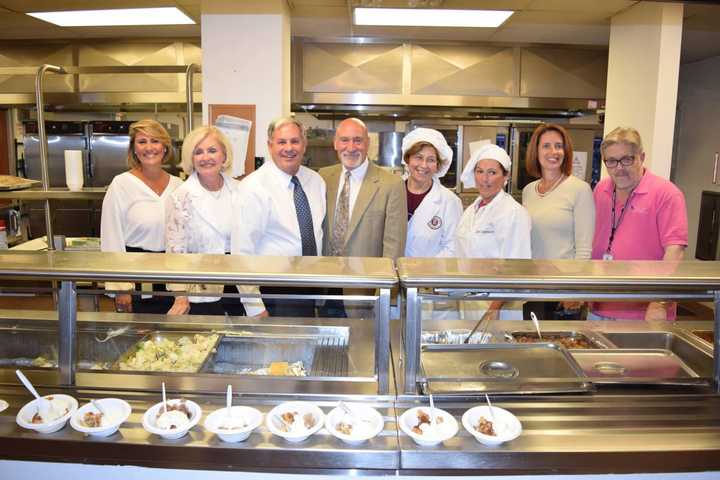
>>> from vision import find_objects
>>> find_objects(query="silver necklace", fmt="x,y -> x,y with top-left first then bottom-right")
535,174 -> 565,197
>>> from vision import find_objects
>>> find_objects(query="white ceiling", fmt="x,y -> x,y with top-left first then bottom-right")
0,0 -> 718,63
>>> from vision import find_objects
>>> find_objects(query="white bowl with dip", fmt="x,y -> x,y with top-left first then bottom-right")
70,398 -> 132,437
266,401 -> 324,443
399,406 -> 458,447
142,399 -> 201,440
462,405 -> 522,446
325,403 -> 384,445
204,406 -> 263,443
16,394 -> 78,434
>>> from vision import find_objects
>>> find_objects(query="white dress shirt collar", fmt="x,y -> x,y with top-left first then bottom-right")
341,158 -> 369,182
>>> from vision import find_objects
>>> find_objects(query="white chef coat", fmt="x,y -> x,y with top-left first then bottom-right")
100,171 -> 183,292
165,171 -> 238,303
455,190 -> 532,320
405,178 -> 463,258
231,160 -> 326,315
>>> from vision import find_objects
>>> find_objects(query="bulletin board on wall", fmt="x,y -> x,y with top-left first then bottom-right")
209,104 -> 256,178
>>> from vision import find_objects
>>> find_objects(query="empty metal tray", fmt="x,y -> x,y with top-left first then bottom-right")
572,349 -> 701,383
202,329 -> 349,377
420,343 -> 592,394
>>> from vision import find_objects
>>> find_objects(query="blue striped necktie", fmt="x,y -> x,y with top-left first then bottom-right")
291,175 -> 317,256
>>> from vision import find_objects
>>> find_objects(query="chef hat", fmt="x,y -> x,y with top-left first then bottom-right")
460,143 -> 511,188
401,128 -> 453,178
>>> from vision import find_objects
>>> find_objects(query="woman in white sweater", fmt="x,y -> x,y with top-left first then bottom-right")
521,123 -> 595,319
100,119 -> 182,314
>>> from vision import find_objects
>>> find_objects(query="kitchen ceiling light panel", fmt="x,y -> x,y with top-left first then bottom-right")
27,8 -> 195,27
353,8 -> 513,28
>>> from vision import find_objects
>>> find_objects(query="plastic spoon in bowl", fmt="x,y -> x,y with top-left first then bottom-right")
15,369 -> 50,413
484,394 -> 497,424
161,382 -> 168,414
530,312 -> 543,341
226,384 -> 232,419
428,394 -> 438,432
90,399 -> 106,417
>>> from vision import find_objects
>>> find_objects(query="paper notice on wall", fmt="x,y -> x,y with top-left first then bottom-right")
215,115 -> 252,177
572,151 -> 588,180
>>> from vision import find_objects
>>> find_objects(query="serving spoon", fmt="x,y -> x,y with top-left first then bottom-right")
530,312 -> 543,341
161,382 -> 168,414
16,369 -> 50,413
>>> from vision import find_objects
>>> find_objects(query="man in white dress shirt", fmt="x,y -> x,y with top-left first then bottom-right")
232,117 -> 326,317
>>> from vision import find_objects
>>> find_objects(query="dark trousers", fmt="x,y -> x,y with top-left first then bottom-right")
125,246 -> 174,314
523,301 -> 582,321
259,286 -> 318,317
317,288 -> 347,318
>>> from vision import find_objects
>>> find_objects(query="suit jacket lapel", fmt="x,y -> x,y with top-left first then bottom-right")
347,162 -> 380,238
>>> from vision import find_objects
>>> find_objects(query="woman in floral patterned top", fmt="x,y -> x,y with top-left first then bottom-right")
165,126 -> 241,316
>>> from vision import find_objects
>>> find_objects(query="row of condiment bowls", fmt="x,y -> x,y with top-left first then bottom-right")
14,395 -> 521,447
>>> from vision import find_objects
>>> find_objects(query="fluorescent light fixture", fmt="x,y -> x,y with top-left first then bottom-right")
354,8 -> 513,28
27,7 -> 195,27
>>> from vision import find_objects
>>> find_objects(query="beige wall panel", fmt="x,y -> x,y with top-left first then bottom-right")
0,45 -> 74,93
302,43 -> 403,93
79,42 -> 178,92
411,45 -> 515,96
521,47 -> 607,98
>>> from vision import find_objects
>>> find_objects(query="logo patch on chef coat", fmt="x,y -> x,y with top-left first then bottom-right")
427,215 -> 442,230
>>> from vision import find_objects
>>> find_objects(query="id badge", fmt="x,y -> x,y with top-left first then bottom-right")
602,252 -> 613,260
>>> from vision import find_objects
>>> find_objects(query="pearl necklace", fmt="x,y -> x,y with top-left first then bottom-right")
535,174 -> 565,197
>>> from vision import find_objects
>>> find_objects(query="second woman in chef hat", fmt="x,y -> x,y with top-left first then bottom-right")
455,143 -> 532,322
402,127 -> 463,258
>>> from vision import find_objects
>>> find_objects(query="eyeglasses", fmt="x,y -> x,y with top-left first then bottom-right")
604,155 -> 636,168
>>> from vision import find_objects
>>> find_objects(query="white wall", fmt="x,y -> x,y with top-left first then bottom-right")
604,2 -> 683,178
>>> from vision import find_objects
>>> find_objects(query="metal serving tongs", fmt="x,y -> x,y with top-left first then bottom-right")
464,312 -> 493,344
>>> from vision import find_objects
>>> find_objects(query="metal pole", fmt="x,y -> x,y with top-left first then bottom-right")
376,288 -> 391,394
34,64 -> 65,250
185,63 -> 200,134
58,280 -> 77,385
404,287 -> 420,394
714,290 -> 720,393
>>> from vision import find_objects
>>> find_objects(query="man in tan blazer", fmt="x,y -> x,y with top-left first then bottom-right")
319,118 -> 407,259
319,118 -> 407,317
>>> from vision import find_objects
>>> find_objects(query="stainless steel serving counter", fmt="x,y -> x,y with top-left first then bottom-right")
0,187 -> 106,201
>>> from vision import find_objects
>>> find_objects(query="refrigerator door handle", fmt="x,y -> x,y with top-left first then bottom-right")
86,136 -> 94,179
714,152 -> 719,185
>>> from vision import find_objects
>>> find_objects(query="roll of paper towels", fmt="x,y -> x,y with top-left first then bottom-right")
64,150 -> 84,191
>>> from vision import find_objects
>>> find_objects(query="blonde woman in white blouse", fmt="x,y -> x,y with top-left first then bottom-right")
521,123 -> 595,320
101,119 -> 182,314
165,126 -> 241,316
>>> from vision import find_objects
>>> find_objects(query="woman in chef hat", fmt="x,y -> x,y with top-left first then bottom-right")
402,127 -> 463,258
455,143 -> 532,322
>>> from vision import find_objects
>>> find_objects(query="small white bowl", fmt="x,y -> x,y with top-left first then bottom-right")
462,405 -> 522,446
70,398 -> 132,437
325,403 -> 384,445
204,406 -> 263,443
142,399 -> 201,440
0,399 -> 8,413
16,394 -> 78,434
399,406 -> 458,447
266,401 -> 324,443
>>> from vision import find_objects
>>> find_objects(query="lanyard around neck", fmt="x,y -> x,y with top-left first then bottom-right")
606,186 -> 635,253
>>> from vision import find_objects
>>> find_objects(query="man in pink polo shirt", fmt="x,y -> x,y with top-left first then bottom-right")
590,127 -> 688,321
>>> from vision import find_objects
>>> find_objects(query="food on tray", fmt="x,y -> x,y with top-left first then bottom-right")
693,331 -> 714,343
335,414 -> 375,438
155,400 -> 192,430
411,408 -> 445,435
276,410 -> 316,433
31,396 -> 69,424
118,334 -> 218,372
475,416 -> 496,436
514,333 -> 594,349
250,360 -> 307,377
336,421 -> 353,435
0,175 -> 38,190
31,356 -> 55,368
83,411 -> 104,428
